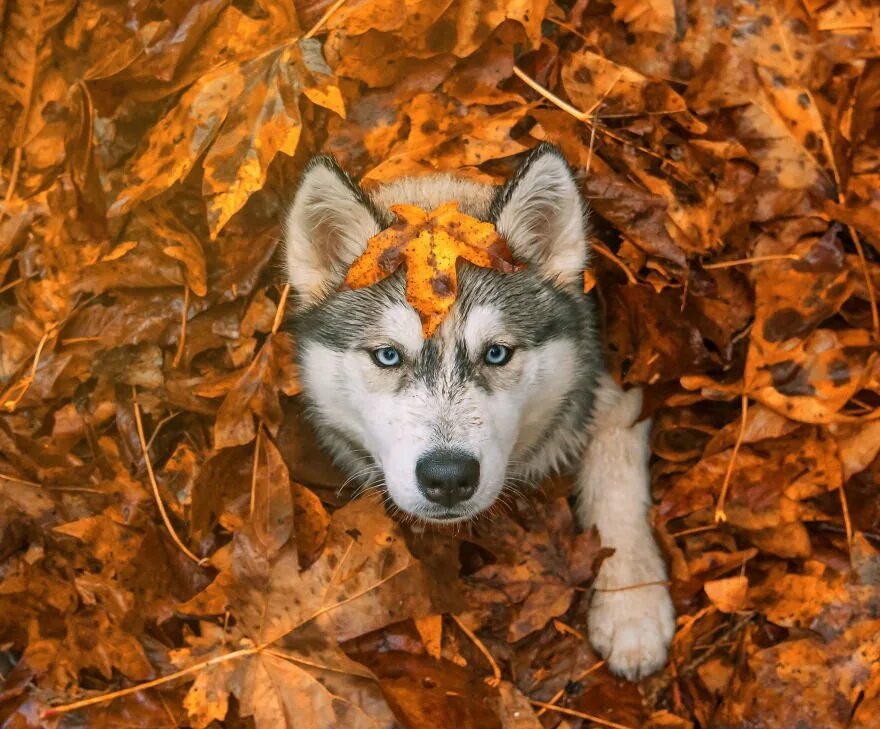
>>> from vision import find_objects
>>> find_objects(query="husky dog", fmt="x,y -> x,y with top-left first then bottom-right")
283,144 -> 675,679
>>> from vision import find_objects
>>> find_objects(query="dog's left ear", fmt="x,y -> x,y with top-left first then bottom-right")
283,156 -> 382,304
492,144 -> 588,286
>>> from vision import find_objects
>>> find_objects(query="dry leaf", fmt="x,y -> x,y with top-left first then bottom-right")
345,202 -> 523,337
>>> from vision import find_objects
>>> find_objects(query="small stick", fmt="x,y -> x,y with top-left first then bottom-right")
585,105 -> 599,174
668,523 -> 721,538
839,481 -> 853,560
513,65 -> 590,121
0,277 -> 23,293
132,387 -> 207,567
592,242 -> 638,284
0,147 -> 23,224
0,473 -> 41,487
61,336 -> 103,346
848,226 -> 879,337
145,411 -> 181,451
304,0 -> 349,39
249,424 -> 263,517
543,16 -> 590,43
2,327 -> 54,411
529,700 -> 634,729
171,285 -> 190,369
451,615 -> 502,687
715,394 -> 749,523
594,579 -> 670,593
42,646 -> 258,718
271,283 -> 291,334
535,659 -> 605,716
513,66 -> 668,164
703,254 -> 800,270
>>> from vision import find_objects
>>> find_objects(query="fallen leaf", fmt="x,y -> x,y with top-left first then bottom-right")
345,202 -> 523,337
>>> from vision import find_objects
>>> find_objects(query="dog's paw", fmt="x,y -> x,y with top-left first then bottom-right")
588,583 -> 675,681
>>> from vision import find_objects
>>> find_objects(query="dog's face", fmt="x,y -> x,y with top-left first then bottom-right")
286,146 -> 595,522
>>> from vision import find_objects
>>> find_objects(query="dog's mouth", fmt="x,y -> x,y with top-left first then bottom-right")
415,503 -> 481,524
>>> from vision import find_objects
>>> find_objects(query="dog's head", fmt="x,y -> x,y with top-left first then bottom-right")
285,145 -> 597,522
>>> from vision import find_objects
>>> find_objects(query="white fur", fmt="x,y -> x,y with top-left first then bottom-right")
495,153 -> 589,286
302,300 -> 575,522
579,374 -> 676,680
284,163 -> 380,303
372,175 -> 493,218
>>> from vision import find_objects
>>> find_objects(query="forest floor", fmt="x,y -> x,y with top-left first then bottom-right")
1,1 -> 879,727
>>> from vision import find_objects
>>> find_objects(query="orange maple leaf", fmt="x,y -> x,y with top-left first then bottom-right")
344,202 -> 523,337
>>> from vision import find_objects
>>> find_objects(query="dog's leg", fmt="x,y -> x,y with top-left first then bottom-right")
577,373 -> 675,680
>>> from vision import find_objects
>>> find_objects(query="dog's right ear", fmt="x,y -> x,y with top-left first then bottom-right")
283,156 -> 381,304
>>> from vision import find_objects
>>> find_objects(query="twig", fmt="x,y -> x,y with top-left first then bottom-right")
529,700 -> 634,729
839,481 -> 853,560
544,16 -> 590,43
848,226 -> 879,338
2,327 -> 54,411
703,254 -> 801,270
171,285 -> 190,369
668,523 -> 721,539
271,283 -> 291,334
585,105 -> 599,174
304,0 -> 349,39
249,424 -> 263,517
0,147 -> 23,224
451,615 -> 502,687
535,660 -> 605,716
0,473 -> 41,487
594,579 -> 670,593
592,242 -> 638,284
60,336 -> 102,346
715,394 -> 749,523
42,645 -> 259,718
513,66 -> 669,164
132,387 -> 207,567
0,277 -> 23,293
513,65 -> 591,121
145,411 -> 181,451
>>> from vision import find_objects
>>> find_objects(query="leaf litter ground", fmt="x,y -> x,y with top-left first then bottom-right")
1,1 -> 879,728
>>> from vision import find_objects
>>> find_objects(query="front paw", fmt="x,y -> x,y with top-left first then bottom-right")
587,583 -> 675,680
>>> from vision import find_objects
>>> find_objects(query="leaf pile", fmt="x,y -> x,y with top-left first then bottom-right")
1,1 -> 879,728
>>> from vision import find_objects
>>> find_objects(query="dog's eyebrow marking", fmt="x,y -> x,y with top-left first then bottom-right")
461,304 -> 505,356
378,304 -> 423,355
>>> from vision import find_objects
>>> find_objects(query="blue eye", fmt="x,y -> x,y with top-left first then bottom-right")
484,344 -> 513,366
371,346 -> 402,368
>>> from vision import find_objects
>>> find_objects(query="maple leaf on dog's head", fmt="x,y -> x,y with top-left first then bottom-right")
344,202 -> 523,338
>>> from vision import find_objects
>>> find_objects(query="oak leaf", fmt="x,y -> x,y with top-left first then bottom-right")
344,202 -> 522,337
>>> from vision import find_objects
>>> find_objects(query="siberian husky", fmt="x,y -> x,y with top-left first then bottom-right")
283,144 -> 675,679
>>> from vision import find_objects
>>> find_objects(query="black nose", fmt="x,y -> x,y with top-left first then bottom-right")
416,450 -> 480,507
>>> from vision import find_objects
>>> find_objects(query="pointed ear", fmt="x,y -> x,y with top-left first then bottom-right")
283,156 -> 382,303
491,144 -> 589,286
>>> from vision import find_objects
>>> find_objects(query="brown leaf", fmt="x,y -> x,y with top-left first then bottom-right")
214,333 -> 300,448
703,575 -> 748,613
